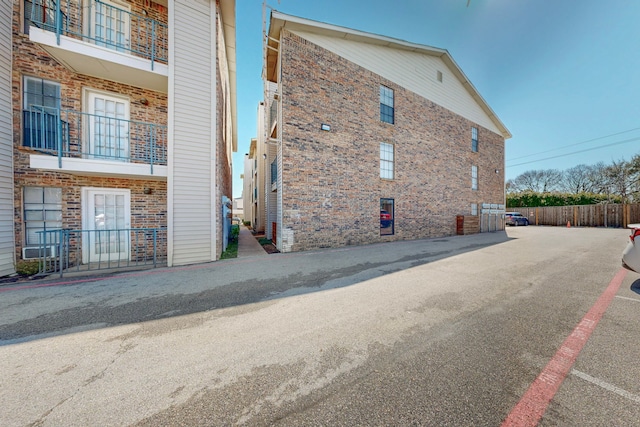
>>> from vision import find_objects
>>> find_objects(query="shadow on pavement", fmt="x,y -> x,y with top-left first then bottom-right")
0,232 -> 513,345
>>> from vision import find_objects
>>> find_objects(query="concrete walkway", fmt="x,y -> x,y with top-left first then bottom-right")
237,225 -> 268,258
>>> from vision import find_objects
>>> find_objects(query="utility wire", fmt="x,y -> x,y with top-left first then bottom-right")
506,126 -> 640,162
506,136 -> 640,168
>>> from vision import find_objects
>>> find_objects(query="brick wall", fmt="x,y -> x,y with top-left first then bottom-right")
11,0 -> 168,259
279,30 -> 505,251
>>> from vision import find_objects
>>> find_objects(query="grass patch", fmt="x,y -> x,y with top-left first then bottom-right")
257,238 -> 272,246
220,239 -> 238,259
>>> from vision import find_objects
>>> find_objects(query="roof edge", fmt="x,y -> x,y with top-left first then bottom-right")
268,11 -> 511,139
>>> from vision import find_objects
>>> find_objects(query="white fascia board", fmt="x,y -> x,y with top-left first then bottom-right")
30,155 -> 168,180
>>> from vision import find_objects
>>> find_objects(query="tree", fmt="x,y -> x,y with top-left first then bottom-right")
561,164 -> 593,193
605,159 -> 635,203
510,169 -> 563,193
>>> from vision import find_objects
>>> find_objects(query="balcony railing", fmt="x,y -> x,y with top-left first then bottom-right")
23,106 -> 167,173
28,0 -> 168,68
35,227 -> 167,277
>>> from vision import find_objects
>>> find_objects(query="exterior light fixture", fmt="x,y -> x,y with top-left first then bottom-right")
263,153 -> 267,159
320,123 -> 331,131
495,169 -> 500,174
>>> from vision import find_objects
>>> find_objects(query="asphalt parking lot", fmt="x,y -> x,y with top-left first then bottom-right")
1,226 -> 639,426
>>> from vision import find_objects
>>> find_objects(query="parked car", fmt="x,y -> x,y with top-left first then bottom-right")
504,212 -> 529,226
622,223 -> 640,273
380,210 -> 392,228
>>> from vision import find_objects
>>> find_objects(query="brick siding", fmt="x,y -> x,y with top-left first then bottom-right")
11,0 -> 168,260
278,30 -> 505,251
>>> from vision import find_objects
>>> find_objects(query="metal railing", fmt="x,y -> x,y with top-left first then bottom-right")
23,106 -> 167,173
35,227 -> 167,277
28,0 -> 168,68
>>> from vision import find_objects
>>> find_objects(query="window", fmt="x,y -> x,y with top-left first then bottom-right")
472,165 -> 478,190
93,0 -> 130,52
22,76 -> 63,150
380,198 -> 394,236
380,85 -> 394,124
471,203 -> 478,216
472,127 -> 478,152
23,76 -> 60,110
24,0 -> 57,34
23,187 -> 62,246
437,70 -> 443,82
85,89 -> 130,160
380,142 -> 394,179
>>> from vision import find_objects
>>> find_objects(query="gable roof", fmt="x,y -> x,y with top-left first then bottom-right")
267,11 -> 511,139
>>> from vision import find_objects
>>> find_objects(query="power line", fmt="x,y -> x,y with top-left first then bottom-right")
506,136 -> 640,168
506,126 -> 640,162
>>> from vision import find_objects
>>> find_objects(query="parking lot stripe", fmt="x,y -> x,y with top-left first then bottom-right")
571,369 -> 640,403
501,268 -> 627,427
614,295 -> 640,303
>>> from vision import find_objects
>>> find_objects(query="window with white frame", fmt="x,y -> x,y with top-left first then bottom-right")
85,89 -> 130,160
92,0 -> 131,52
380,142 -> 394,179
23,187 -> 62,246
380,85 -> 394,124
472,165 -> 478,190
472,127 -> 478,152
471,203 -> 478,216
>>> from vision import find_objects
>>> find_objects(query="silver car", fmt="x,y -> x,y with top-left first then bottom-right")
504,212 -> 529,226
622,224 -> 640,273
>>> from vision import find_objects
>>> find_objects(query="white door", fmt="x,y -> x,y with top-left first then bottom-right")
92,0 -> 130,52
87,91 -> 129,160
83,188 -> 131,263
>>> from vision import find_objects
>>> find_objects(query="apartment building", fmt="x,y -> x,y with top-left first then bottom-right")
243,101 -> 267,233
263,12 -> 510,253
4,0 -> 236,276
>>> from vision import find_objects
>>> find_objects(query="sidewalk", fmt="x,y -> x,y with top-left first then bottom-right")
237,225 -> 268,258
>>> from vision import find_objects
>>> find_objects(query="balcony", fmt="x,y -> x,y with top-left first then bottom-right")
24,106 -> 167,179
27,0 -> 168,92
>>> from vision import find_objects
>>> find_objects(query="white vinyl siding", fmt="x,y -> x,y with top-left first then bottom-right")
0,0 -> 15,276
169,0 -> 216,265
292,30 -> 502,136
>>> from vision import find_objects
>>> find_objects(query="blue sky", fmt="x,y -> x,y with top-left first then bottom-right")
232,0 -> 640,198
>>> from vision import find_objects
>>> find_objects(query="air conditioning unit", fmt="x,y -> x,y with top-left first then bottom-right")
22,245 -> 56,260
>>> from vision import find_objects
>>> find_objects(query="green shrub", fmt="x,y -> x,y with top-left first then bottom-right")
243,220 -> 251,226
230,224 -> 239,241
16,260 -> 40,276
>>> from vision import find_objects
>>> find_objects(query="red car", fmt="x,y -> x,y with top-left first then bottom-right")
380,210 -> 392,228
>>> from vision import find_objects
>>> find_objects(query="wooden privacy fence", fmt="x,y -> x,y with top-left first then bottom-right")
514,204 -> 640,228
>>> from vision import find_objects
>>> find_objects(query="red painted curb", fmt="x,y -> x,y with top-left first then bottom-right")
501,268 -> 627,426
